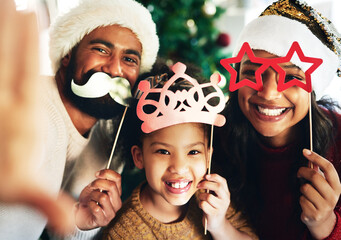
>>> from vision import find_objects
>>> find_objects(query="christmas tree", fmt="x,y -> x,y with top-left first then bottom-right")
138,0 -> 231,94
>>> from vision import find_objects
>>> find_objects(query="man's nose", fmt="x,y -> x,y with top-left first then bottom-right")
101,56 -> 124,78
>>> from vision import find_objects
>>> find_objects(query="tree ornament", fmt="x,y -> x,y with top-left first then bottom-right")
216,32 -> 231,47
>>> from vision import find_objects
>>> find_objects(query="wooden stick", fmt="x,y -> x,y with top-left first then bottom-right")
308,92 -> 314,169
106,106 -> 128,169
204,124 -> 214,235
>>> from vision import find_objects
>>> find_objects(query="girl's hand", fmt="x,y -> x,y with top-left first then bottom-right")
197,174 -> 230,233
298,149 -> 341,239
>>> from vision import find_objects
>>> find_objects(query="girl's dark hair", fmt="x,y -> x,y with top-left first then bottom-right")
122,58 -> 213,169
212,67 -> 340,231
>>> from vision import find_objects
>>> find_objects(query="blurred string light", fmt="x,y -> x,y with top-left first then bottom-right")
202,1 -> 217,16
186,19 -> 198,35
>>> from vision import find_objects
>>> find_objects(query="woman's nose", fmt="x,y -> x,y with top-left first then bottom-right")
257,68 -> 282,100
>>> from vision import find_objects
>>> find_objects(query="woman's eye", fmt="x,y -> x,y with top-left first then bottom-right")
157,149 -> 169,155
241,69 -> 256,77
285,75 -> 304,82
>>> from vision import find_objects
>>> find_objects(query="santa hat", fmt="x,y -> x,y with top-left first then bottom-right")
233,0 -> 341,99
49,0 -> 159,74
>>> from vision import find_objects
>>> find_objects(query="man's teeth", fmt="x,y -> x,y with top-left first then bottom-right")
167,181 -> 190,189
258,106 -> 286,116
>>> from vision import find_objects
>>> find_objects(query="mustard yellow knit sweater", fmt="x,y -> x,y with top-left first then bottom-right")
101,183 -> 212,240
101,183 -> 258,240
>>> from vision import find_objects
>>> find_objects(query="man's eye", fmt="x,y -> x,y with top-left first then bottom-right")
94,47 -> 107,54
157,149 -> 169,155
124,56 -> 138,64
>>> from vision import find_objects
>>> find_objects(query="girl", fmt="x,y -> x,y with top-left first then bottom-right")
101,62 -> 257,239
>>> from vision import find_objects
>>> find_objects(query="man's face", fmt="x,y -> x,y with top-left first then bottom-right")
63,24 -> 142,119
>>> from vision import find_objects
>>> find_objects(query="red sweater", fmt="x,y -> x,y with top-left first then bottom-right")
256,112 -> 341,240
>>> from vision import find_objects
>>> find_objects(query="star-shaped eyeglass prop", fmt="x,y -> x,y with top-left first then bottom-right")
276,41 -> 323,93
220,41 -> 323,93
220,42 -> 264,92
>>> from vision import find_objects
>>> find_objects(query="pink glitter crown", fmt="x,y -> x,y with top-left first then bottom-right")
136,62 -> 226,133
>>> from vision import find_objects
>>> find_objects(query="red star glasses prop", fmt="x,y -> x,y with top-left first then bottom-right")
220,41 -> 323,93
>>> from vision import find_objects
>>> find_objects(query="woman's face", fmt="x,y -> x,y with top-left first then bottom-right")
238,50 -> 309,147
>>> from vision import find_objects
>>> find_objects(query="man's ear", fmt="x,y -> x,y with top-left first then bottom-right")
131,145 -> 144,169
61,52 -> 72,67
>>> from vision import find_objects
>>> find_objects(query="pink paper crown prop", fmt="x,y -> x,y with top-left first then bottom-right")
220,41 -> 323,93
136,62 -> 226,133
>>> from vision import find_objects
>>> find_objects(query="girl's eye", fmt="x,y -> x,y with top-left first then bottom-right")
189,150 -> 199,155
157,149 -> 169,155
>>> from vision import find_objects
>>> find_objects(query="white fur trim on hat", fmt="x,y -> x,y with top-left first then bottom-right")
234,15 -> 339,100
49,0 -> 159,75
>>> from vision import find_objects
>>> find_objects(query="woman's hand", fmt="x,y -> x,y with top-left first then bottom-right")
298,149 -> 341,239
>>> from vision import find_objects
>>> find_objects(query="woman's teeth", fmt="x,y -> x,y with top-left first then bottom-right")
166,181 -> 190,189
257,106 -> 286,116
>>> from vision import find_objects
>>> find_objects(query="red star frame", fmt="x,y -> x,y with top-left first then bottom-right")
220,42 -> 264,92
220,41 -> 323,93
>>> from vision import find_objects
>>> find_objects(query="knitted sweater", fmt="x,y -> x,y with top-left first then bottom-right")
0,76 -> 109,240
101,183 -> 258,240
255,112 -> 341,240
102,183 -> 212,240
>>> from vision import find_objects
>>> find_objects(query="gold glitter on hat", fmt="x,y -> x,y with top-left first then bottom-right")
261,0 -> 341,76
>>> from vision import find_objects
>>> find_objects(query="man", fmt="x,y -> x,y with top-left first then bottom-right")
0,0 -> 159,239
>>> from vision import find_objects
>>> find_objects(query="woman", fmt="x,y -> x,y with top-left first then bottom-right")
214,0 -> 341,239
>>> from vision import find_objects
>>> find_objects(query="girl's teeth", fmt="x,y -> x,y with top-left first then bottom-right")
258,106 -> 286,116
168,181 -> 190,189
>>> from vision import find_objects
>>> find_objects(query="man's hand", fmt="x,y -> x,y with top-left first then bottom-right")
75,169 -> 122,230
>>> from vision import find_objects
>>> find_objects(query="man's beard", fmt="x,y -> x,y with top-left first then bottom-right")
63,57 -> 125,120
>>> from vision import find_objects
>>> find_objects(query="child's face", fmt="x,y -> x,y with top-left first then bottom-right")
133,123 -> 208,207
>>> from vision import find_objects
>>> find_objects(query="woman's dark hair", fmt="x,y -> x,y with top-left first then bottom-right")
212,63 -> 340,231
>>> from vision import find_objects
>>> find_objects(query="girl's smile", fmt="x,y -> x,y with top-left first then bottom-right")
164,179 -> 193,194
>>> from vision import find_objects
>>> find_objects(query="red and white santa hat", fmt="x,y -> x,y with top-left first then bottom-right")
49,0 -> 159,75
233,0 -> 341,99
